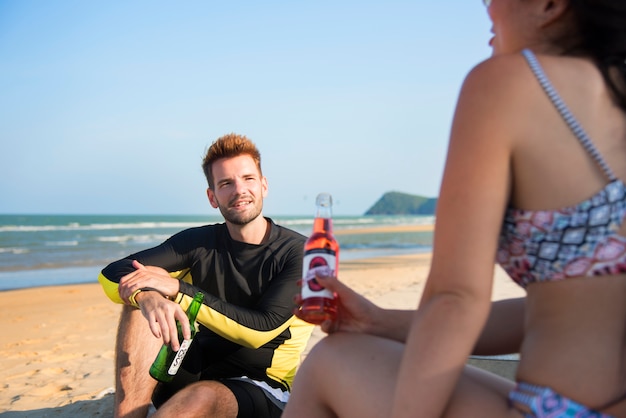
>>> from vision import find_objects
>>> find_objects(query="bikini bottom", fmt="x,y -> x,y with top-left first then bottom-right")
508,382 -> 614,418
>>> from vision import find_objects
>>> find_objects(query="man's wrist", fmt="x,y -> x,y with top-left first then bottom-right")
129,287 -> 172,308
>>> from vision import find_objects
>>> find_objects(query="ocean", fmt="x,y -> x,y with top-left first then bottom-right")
0,214 -> 435,291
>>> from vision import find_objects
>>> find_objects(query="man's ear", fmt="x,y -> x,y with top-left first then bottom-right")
261,176 -> 268,198
207,188 -> 219,208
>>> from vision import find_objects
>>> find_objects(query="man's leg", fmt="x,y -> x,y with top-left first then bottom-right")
115,305 -> 162,418
151,380 -> 239,418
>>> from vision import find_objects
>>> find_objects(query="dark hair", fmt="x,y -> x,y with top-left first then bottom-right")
201,133 -> 262,189
571,0 -> 626,110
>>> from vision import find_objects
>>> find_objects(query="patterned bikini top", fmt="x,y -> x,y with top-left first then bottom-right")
497,49 -> 626,288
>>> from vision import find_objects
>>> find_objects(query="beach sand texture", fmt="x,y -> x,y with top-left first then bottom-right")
0,249 -> 524,417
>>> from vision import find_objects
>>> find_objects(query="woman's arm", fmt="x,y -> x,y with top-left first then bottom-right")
390,56 -> 523,417
474,297 -> 525,355
304,272 -> 414,340
311,273 -> 525,355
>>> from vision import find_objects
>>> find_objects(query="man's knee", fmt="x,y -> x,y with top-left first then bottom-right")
158,381 -> 238,416
119,304 -> 146,328
116,305 -> 160,352
184,381 -> 232,405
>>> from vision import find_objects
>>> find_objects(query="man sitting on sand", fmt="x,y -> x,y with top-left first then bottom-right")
98,133 -> 314,418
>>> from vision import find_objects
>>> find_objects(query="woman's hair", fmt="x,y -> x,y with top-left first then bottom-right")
571,0 -> 626,110
201,133 -> 262,189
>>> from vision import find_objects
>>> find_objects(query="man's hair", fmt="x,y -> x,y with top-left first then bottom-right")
202,133 -> 262,189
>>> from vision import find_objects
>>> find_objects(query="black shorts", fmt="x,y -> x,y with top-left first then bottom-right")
219,378 -> 285,418
152,370 -> 284,418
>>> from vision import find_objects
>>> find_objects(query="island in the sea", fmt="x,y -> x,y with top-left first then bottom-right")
365,191 -> 437,215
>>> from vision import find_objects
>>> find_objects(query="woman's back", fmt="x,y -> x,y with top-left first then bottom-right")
521,277 -> 626,412
507,54 -> 626,212
495,50 -> 626,412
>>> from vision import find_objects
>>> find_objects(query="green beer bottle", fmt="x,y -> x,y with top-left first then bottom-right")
149,292 -> 204,382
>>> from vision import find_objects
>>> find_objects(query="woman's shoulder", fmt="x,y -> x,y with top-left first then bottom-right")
463,52 -> 544,94
458,51 -> 602,120
453,53 -> 540,126
456,53 -> 533,109
465,51 -> 599,93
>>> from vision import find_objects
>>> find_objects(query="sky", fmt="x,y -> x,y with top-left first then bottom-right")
0,1 -> 492,216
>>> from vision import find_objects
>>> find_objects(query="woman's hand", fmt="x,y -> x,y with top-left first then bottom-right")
295,271 -> 381,335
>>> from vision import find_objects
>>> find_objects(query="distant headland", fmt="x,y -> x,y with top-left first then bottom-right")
364,191 -> 437,215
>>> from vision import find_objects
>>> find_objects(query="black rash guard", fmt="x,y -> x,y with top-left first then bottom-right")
98,218 -> 313,391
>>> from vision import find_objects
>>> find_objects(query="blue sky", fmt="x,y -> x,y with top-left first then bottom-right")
0,1 -> 492,216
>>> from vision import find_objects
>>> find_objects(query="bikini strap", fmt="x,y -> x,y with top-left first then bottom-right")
521,49 -> 617,182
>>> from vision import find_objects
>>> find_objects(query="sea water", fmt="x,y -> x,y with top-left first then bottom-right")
0,214 -> 434,291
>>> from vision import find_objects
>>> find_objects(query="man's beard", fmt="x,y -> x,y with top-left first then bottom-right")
217,196 -> 263,226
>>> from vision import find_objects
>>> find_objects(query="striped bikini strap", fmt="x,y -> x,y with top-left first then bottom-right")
521,48 -> 617,182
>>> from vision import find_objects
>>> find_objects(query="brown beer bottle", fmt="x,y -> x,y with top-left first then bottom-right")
149,292 -> 204,382
299,193 -> 339,324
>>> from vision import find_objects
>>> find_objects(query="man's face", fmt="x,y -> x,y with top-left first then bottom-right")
207,154 -> 267,225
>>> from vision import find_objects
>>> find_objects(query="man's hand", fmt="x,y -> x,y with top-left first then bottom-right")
295,271 -> 381,335
118,260 -> 180,304
135,290 -> 191,351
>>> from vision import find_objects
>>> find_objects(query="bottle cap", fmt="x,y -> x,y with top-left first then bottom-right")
316,193 -> 333,207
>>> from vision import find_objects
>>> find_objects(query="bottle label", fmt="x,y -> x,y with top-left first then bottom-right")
168,339 -> 192,375
301,249 -> 336,300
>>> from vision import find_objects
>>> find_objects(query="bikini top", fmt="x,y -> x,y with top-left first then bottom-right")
497,49 -> 626,288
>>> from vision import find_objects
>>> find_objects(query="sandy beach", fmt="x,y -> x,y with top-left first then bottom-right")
0,238 -> 524,417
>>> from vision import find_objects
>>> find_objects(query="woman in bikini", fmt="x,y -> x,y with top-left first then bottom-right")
283,0 -> 626,416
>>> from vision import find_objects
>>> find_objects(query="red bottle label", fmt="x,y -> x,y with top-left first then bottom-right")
301,249 -> 336,300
